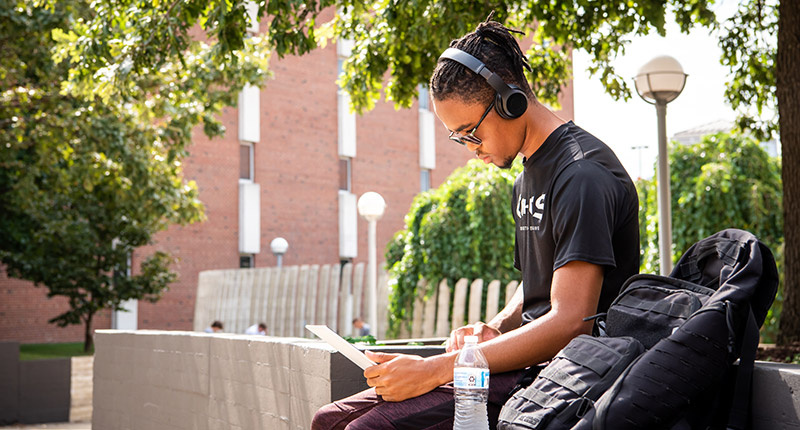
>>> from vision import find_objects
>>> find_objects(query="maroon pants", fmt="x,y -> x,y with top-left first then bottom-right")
311,369 -> 526,430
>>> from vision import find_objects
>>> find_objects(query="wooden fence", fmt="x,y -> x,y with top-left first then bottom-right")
193,263 -> 390,338
403,278 -> 520,339
194,264 -> 521,340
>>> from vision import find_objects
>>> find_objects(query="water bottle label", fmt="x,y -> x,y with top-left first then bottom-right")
454,367 -> 489,389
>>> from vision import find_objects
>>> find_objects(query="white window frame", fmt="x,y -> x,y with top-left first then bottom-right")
420,169 -> 431,192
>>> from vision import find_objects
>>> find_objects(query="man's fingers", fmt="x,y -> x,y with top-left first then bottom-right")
447,325 -> 475,352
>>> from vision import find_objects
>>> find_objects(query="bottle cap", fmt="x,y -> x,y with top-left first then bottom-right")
464,335 -> 478,344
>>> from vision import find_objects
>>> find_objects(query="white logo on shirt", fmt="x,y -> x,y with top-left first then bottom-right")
517,193 -> 546,222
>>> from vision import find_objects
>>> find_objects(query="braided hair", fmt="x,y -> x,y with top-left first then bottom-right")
430,16 -> 533,106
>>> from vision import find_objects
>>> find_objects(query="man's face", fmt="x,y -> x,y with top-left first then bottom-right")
433,97 -> 521,169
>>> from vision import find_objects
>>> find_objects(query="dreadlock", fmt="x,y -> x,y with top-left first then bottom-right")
430,14 -> 533,106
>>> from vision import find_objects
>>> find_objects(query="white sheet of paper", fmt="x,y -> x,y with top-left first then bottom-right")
305,325 -> 377,370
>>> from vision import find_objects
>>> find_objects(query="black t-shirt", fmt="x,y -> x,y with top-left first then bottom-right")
512,121 -> 640,324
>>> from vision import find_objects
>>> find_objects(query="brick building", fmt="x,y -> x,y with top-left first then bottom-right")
0,34 -> 574,344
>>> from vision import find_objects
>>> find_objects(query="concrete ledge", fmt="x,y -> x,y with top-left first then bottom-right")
0,342 -> 19,425
92,330 -> 800,430
19,358 -> 71,424
752,361 -> 800,430
0,342 -> 73,425
93,330 -> 446,430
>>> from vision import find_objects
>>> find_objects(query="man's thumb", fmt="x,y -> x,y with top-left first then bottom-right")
473,322 -> 485,339
365,350 -> 397,363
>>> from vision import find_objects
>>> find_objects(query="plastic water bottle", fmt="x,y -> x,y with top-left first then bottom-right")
453,335 -> 490,430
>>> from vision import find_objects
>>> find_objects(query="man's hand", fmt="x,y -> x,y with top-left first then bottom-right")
363,351 -> 451,402
445,322 -> 502,352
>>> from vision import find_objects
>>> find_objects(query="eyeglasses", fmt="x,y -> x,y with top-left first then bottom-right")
448,99 -> 495,146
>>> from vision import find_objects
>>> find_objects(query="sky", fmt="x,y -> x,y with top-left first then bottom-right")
572,1 -> 740,180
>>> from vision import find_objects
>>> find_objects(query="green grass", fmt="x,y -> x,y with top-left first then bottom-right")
19,342 -> 94,361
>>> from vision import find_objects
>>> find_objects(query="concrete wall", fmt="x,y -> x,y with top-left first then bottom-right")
18,358 -> 71,424
0,342 -> 19,425
752,361 -> 800,429
93,330 -> 443,430
93,330 -> 800,430
0,341 -> 72,425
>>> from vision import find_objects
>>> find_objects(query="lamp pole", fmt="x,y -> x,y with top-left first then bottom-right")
634,55 -> 687,275
357,192 -> 386,338
655,100 -> 672,275
270,237 -> 288,268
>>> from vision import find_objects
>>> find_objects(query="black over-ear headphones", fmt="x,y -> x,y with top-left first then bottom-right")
438,47 -> 528,119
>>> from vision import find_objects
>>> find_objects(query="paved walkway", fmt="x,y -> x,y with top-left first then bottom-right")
0,423 -> 90,429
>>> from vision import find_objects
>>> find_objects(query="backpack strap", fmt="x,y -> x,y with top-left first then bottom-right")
726,306 -> 759,430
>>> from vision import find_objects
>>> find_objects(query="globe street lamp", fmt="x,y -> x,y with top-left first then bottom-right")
270,237 -> 289,268
634,55 -> 687,275
357,191 -> 386,338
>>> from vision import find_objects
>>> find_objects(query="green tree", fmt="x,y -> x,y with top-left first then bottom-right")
385,160 -> 521,337
42,0 -> 798,343
0,1 -> 270,351
637,132 -> 783,339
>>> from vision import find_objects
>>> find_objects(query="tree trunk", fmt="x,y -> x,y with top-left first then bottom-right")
84,310 -> 94,353
777,0 -> 800,346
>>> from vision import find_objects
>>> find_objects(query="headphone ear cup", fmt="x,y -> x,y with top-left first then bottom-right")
495,85 -> 528,119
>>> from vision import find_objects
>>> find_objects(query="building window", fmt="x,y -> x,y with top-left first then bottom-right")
339,158 -> 351,192
419,85 -> 430,111
420,169 -> 431,192
240,143 -> 254,181
240,254 -> 254,268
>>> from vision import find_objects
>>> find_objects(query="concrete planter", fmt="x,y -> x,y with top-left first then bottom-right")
0,341 -> 71,425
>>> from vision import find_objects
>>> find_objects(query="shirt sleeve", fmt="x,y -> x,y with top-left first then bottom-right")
550,160 -> 620,271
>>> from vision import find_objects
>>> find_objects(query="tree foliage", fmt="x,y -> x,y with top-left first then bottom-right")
318,1 -> 718,113
637,132 -> 783,340
7,0 -> 795,343
385,160 -> 521,337
0,0 -> 270,350
388,133 -> 782,340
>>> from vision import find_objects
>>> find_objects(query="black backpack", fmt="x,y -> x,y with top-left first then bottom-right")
497,229 -> 779,430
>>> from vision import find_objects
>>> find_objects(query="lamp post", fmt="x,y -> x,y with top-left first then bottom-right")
357,191 -> 386,338
270,237 -> 288,268
634,55 -> 687,275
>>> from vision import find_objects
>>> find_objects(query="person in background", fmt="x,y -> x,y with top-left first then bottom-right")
352,317 -> 371,337
204,320 -> 224,333
245,322 -> 267,335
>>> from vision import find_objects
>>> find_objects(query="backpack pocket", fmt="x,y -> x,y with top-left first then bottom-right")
590,303 -> 731,430
604,274 -> 716,349
497,335 -> 643,430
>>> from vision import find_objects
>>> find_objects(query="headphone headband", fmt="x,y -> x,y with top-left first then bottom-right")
438,47 -> 528,119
